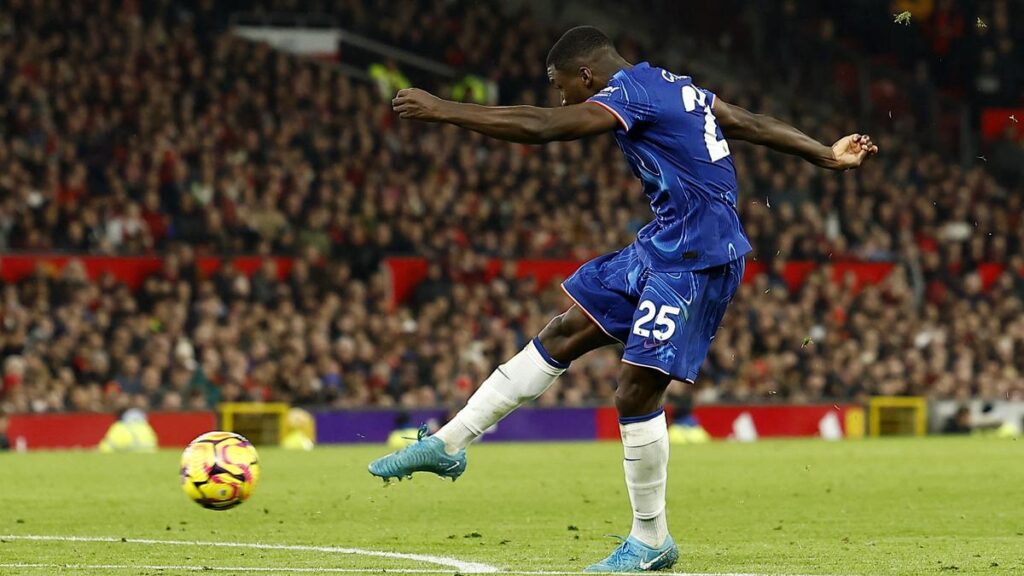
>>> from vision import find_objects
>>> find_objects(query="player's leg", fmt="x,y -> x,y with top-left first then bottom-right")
585,362 -> 678,573
587,258 -> 744,571
616,362 -> 673,548
368,247 -> 638,481
432,305 -> 616,454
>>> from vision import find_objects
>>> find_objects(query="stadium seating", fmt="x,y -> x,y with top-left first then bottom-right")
1,0 -> 1022,414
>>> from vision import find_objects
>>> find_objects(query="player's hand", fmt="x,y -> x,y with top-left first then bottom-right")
392,88 -> 449,122
828,134 -> 879,170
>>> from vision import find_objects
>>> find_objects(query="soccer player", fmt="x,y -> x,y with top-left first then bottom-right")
369,26 -> 877,572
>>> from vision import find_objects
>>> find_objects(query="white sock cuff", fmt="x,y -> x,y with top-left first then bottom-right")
633,505 -> 666,520
525,338 -> 568,377
619,412 -> 668,447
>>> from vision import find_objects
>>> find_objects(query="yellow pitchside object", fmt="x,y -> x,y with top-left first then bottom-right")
667,423 -> 711,444
387,427 -> 421,449
281,408 -> 316,451
98,410 -> 159,453
868,396 -> 927,437
180,431 -> 260,511
219,402 -> 290,445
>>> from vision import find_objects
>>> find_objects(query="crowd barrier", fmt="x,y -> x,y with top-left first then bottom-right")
6,411 -> 217,450
981,107 -> 1024,141
0,255 -> 293,290
930,399 -> 1024,433
384,257 -> 902,305
2,255 -> 1014,310
315,404 -> 863,444
4,405 -> 861,450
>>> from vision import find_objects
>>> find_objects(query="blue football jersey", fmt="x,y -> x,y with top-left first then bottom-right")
587,62 -> 751,271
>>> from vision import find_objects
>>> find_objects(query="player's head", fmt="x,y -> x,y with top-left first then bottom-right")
546,26 -> 620,106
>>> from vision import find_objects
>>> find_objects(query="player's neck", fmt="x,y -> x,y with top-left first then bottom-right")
592,55 -> 633,87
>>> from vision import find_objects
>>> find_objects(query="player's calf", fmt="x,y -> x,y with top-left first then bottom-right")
615,364 -> 673,552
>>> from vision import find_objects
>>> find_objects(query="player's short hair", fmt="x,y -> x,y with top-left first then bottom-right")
546,26 -> 614,72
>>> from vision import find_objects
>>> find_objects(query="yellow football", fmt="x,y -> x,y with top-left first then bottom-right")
180,431 -> 260,510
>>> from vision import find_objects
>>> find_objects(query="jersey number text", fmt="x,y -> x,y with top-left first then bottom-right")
632,301 -> 681,341
681,85 -> 731,162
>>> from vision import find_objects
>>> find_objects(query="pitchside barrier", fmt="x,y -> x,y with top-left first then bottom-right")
5,411 -> 217,450
4,255 -> 1017,310
4,401 -> 955,450
219,402 -> 291,445
5,404 -> 888,450
304,404 -> 868,443
868,396 -> 928,436
930,399 -> 1024,434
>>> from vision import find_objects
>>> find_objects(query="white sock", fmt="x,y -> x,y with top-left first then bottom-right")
435,338 -> 567,454
620,410 -> 670,548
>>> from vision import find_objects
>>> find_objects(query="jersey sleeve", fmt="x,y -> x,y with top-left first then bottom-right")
586,78 -> 658,133
700,86 -> 716,108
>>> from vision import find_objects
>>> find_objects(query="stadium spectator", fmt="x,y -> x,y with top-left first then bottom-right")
989,125 -> 1024,188
97,408 -> 159,453
1,0 -> 1023,414
0,409 -> 10,450
1,246 -> 1024,414
2,0 -> 1019,266
942,405 -> 973,434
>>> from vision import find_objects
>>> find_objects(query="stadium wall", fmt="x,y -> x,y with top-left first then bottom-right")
386,258 -> 1011,308
310,404 -> 864,444
981,107 -> 1024,141
0,255 -> 293,290
6,411 -> 216,450
930,400 -> 1024,433
383,257 -> 903,305
5,405 -> 861,450
2,255 -> 1013,308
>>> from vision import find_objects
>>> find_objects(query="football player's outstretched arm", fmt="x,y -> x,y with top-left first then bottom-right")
392,88 -> 617,144
713,98 -> 878,170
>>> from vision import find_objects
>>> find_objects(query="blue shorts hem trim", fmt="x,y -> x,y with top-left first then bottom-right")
560,282 -> 626,344
620,357 -> 672,377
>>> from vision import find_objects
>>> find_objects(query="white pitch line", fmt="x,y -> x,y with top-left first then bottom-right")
0,565 -> 819,576
1,565 -> 451,574
0,534 -> 496,574
0,535 -> 836,576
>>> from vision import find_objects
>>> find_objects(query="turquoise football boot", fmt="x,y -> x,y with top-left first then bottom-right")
584,535 -> 679,572
368,425 -> 467,482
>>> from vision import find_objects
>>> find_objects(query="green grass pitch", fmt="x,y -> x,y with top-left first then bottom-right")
0,437 -> 1021,575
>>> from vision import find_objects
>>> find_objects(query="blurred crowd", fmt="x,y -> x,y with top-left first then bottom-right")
0,248 -> 625,413
829,0 -> 1023,107
708,262 -> 1024,403
3,247 -> 1023,415
3,2 -> 1022,261
1,0 -> 1023,414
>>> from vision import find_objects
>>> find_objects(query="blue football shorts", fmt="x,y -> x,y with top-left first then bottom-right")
561,242 -> 744,382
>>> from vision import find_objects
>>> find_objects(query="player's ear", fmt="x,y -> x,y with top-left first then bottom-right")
579,66 -> 593,88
